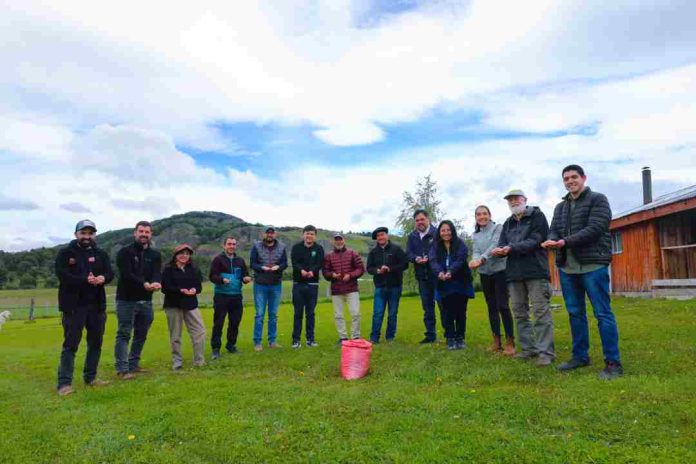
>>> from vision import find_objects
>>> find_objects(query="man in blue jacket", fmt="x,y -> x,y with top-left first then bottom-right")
55,220 -> 114,396
406,209 -> 441,343
250,227 -> 288,351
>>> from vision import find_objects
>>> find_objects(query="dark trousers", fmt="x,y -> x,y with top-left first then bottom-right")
441,293 -> 469,341
480,271 -> 514,338
114,300 -> 154,373
57,305 -> 106,388
211,294 -> 244,351
417,279 -> 443,340
292,283 -> 319,342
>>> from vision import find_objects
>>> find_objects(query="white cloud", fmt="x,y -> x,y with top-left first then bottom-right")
1,1 -> 695,249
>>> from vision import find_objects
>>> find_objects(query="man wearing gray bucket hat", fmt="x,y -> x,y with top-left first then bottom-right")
492,189 -> 554,367
55,219 -> 114,396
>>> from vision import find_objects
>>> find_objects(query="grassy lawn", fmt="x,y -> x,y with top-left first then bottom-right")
0,295 -> 694,463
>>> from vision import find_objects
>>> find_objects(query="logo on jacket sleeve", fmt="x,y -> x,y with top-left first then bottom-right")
68,258 -> 76,265
88,257 -> 96,263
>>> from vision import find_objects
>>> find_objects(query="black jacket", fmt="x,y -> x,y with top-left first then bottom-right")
498,206 -> 549,282
291,242 -> 325,283
161,263 -> 202,311
55,240 -> 114,312
116,242 -> 162,301
366,241 -> 408,288
548,188 -> 612,267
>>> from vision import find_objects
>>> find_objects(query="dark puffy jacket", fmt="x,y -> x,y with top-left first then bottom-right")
322,247 -> 364,295
55,240 -> 114,312
116,242 -> 162,301
498,206 -> 549,282
406,225 -> 437,281
548,188 -> 612,267
367,241 -> 408,288
161,263 -> 203,311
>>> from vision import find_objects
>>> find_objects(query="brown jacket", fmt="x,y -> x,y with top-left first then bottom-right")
322,247 -> 364,295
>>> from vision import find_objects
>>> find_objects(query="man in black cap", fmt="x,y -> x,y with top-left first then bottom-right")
55,219 -> 114,396
114,220 -> 162,379
249,226 -> 288,351
367,227 -> 408,343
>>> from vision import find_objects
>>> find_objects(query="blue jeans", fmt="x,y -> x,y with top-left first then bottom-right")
114,300 -> 154,373
370,285 -> 402,342
253,283 -> 282,345
418,279 -> 443,340
559,266 -> 621,363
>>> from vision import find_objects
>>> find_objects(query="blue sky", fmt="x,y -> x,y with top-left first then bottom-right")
1,0 -> 696,250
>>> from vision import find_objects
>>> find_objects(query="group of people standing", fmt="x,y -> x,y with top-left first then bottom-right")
53,164 -> 623,396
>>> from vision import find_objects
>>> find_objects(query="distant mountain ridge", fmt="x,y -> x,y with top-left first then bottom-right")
0,211 -> 390,290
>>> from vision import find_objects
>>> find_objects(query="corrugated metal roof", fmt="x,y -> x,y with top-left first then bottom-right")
613,184 -> 696,220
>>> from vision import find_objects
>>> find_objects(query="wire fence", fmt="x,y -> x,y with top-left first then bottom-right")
0,279 -> 419,320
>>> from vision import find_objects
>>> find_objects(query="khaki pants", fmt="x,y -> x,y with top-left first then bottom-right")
164,308 -> 206,368
331,292 -> 361,339
508,279 -> 555,359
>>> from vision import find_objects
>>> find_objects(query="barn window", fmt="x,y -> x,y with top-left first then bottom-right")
611,231 -> 623,254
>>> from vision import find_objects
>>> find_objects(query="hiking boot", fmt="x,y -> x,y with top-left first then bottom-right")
57,385 -> 74,396
269,342 -> 281,349
488,335 -> 502,352
599,361 -> 624,380
557,358 -> 590,372
227,346 -> 238,354
172,364 -> 183,371
535,356 -> 554,367
419,337 -> 436,344
292,341 -> 301,349
211,349 -> 221,360
306,341 -> 319,347
513,351 -> 538,360
117,372 -> 136,380
254,344 -> 263,352
502,337 -> 516,356
456,340 -> 467,350
337,338 -> 348,347
446,339 -> 457,350
370,338 -> 380,345
86,379 -> 111,387
130,367 -> 150,374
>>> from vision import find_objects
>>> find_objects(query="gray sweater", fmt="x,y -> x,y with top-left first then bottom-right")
472,222 -> 507,275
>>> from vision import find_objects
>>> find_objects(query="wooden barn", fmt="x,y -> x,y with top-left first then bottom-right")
549,168 -> 696,298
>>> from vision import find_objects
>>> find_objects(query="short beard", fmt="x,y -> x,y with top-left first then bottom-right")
264,237 -> 275,244
510,204 -> 526,215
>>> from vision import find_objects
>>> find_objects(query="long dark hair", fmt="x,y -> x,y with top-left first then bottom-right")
474,205 -> 493,233
435,220 -> 460,254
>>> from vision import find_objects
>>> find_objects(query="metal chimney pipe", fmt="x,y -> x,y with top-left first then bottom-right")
642,166 -> 652,205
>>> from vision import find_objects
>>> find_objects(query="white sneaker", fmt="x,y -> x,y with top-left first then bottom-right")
292,341 -> 301,349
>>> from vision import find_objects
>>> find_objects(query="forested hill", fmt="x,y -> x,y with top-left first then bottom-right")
0,211 -> 387,290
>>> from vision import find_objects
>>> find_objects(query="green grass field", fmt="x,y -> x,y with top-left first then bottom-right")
0,295 -> 695,463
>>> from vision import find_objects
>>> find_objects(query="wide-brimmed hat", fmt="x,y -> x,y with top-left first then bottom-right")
173,244 -> 194,256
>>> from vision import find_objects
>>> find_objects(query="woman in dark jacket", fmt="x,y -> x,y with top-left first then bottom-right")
429,220 -> 475,350
161,244 -> 205,369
